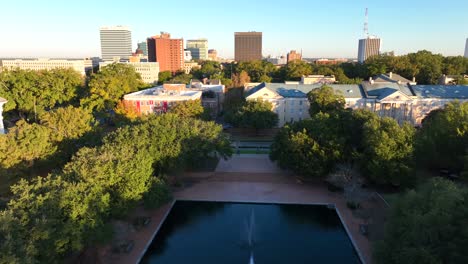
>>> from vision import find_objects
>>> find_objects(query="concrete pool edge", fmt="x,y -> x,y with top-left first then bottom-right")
137,198 -> 366,264
135,200 -> 176,264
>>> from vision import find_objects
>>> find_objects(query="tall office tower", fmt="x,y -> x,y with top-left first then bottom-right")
147,32 -> 184,73
186,39 -> 208,60
99,26 -> 132,61
137,41 -> 148,56
287,50 -> 302,63
464,38 -> 468,58
358,37 -> 381,63
234,32 -> 262,62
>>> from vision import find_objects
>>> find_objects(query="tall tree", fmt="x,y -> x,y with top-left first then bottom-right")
285,60 -> 312,80
227,99 -> 278,130
39,106 -> 95,142
360,117 -> 415,186
169,99 -> 207,119
414,101 -> 468,172
82,63 -> 144,112
307,85 -> 346,116
0,68 -> 82,121
374,178 -> 468,264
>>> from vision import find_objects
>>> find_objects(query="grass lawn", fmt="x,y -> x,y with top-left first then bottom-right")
238,149 -> 270,154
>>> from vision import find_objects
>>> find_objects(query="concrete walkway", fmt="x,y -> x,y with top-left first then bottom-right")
216,154 -> 284,174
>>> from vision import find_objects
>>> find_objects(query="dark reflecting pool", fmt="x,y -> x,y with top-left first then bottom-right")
141,201 -> 361,264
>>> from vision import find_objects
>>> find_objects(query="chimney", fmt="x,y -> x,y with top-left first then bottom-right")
369,77 -> 374,84
389,72 -> 393,78
412,77 -> 416,82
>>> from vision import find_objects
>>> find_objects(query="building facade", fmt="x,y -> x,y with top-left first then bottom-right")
147,32 -> 184,74
465,38 -> 468,58
100,26 -> 132,62
0,97 -> 7,134
0,58 -> 86,75
99,61 -> 159,84
183,62 -> 200,74
358,37 -> 381,63
123,84 -> 202,115
246,78 -> 468,127
314,58 -> 348,65
186,39 -> 208,61
287,50 -> 302,64
137,41 -> 148,56
301,75 -> 336,84
234,32 -> 262,62
208,49 -> 218,61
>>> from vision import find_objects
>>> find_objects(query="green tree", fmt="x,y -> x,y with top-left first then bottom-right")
82,63 -> 144,112
270,113 -> 346,178
414,101 -> 468,173
39,106 -> 95,142
192,61 -> 223,79
169,99 -> 208,119
0,120 -> 56,172
307,85 -> 346,116
229,99 -> 278,130
284,60 -> 312,80
360,117 -> 415,186
231,70 -> 251,87
235,60 -> 276,82
158,71 -> 172,84
374,178 -> 468,264
167,72 -> 193,84
0,68 -> 82,121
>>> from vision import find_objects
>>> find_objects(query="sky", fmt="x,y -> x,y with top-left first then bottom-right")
1,0 -> 467,59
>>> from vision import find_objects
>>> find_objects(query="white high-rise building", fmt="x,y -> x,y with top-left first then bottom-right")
0,58 -> 86,75
100,26 -> 132,62
358,36 -> 381,63
464,38 -> 468,58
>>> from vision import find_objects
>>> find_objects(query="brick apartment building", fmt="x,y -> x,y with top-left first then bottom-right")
147,32 -> 184,74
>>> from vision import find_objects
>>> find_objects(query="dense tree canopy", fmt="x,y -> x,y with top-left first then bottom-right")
0,68 -> 83,121
169,99 -> 208,120
158,71 -> 172,84
270,113 -> 346,178
39,106 -> 95,142
374,178 -> 468,264
360,117 -> 416,186
225,99 -> 278,130
0,120 -> 56,173
0,114 -> 232,262
307,85 -> 346,116
82,63 -> 144,112
414,101 -> 468,173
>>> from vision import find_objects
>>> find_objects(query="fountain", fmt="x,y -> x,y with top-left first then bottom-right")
245,210 -> 255,264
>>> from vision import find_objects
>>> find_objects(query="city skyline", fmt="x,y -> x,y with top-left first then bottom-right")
1,0 -> 467,59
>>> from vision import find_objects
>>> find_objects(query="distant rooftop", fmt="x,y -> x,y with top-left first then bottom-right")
372,72 -> 415,84
247,82 -> 364,99
362,81 -> 415,98
124,86 -> 201,98
412,85 -> 468,99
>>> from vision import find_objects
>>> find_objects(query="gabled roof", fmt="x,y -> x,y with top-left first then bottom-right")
376,89 -> 413,101
373,72 -> 413,84
362,81 -> 415,98
412,85 -> 468,99
246,83 -> 364,99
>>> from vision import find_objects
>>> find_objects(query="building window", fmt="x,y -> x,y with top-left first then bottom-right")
299,100 -> 303,105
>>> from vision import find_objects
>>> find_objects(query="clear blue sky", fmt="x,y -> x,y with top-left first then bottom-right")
1,0 -> 467,59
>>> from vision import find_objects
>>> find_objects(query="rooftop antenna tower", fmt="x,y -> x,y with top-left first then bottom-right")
364,8 -> 369,38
